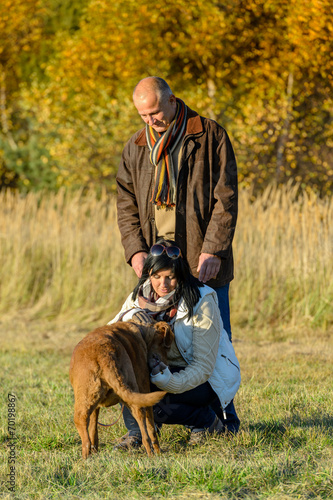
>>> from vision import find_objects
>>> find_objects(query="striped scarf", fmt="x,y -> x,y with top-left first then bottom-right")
137,279 -> 179,324
146,98 -> 187,207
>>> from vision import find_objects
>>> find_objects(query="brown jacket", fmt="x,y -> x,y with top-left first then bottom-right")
116,105 -> 238,287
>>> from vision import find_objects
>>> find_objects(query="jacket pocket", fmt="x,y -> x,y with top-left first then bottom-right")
221,354 -> 240,371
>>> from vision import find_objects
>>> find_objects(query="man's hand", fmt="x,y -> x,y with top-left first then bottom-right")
131,251 -> 148,278
197,253 -> 221,283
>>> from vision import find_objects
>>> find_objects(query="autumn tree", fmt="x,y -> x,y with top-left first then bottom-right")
1,0 -> 332,193
0,0 -> 89,189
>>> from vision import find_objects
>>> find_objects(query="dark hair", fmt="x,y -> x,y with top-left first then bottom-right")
132,240 -> 203,318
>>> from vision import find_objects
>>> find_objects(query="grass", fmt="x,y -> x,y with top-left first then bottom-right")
0,188 -> 137,324
0,185 -> 332,498
0,184 -> 332,330
0,325 -> 332,498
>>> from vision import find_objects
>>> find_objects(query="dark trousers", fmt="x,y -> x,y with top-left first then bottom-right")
124,367 -> 217,436
123,283 -> 240,436
212,283 -> 240,433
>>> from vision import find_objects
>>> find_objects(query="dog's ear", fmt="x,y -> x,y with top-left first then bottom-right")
163,327 -> 174,348
154,322 -> 174,348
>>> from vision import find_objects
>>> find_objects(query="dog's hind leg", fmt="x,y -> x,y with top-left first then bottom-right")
74,404 -> 92,459
130,406 -> 153,456
145,406 -> 161,454
73,379 -> 102,459
88,407 -> 100,454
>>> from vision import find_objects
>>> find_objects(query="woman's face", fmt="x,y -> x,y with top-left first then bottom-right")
150,267 -> 178,297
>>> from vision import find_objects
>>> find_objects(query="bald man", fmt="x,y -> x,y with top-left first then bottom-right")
116,77 -> 239,435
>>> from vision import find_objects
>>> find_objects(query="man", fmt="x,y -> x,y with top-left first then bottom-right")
116,76 -> 239,435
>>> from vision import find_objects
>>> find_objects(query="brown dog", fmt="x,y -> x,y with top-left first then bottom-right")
69,321 -> 174,458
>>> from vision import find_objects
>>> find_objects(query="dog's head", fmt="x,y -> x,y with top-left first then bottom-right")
140,321 -> 174,370
153,321 -> 174,349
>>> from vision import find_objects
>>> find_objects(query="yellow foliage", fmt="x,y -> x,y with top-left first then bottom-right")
1,0 -> 332,193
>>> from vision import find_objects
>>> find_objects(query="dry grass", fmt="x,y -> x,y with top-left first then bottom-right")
0,184 -> 332,334
0,188 -> 136,324
233,183 -> 333,332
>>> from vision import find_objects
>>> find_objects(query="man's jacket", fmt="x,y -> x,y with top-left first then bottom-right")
116,105 -> 238,287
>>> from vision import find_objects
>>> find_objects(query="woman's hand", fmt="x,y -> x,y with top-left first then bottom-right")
131,310 -> 154,325
150,364 -> 172,388
151,361 -> 168,376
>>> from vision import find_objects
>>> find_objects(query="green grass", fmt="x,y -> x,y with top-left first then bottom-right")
1,323 -> 332,499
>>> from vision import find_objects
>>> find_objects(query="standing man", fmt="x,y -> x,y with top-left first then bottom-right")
116,76 -> 239,433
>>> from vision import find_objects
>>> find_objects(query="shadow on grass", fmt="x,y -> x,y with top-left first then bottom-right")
248,412 -> 333,446
249,420 -> 287,437
287,413 -> 333,431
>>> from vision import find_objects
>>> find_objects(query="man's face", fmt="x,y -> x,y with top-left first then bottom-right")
134,92 -> 177,133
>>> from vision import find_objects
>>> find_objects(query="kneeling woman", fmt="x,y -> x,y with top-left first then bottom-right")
108,240 -> 241,449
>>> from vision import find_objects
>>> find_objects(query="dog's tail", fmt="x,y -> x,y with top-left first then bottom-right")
121,390 -> 167,408
103,362 -> 167,408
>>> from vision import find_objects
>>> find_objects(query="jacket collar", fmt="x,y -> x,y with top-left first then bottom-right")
134,106 -> 203,147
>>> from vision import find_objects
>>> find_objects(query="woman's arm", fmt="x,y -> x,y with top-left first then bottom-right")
151,296 -> 220,392
107,293 -> 136,324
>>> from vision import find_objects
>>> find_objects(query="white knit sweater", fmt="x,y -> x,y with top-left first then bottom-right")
156,296 -> 220,392
109,285 -> 241,408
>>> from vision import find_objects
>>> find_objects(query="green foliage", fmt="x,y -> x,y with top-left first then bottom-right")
0,117 -> 59,191
0,0 -> 332,193
0,0 -> 91,189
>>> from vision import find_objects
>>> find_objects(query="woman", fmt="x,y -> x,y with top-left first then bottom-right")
108,240 -> 241,449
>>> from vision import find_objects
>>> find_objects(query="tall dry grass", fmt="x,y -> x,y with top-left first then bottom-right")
234,184 -> 333,331
0,189 -> 136,323
0,185 -> 332,329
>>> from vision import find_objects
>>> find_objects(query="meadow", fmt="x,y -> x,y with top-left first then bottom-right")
0,186 -> 332,499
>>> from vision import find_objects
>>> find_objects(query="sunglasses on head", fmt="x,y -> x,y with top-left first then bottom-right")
150,244 -> 182,259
